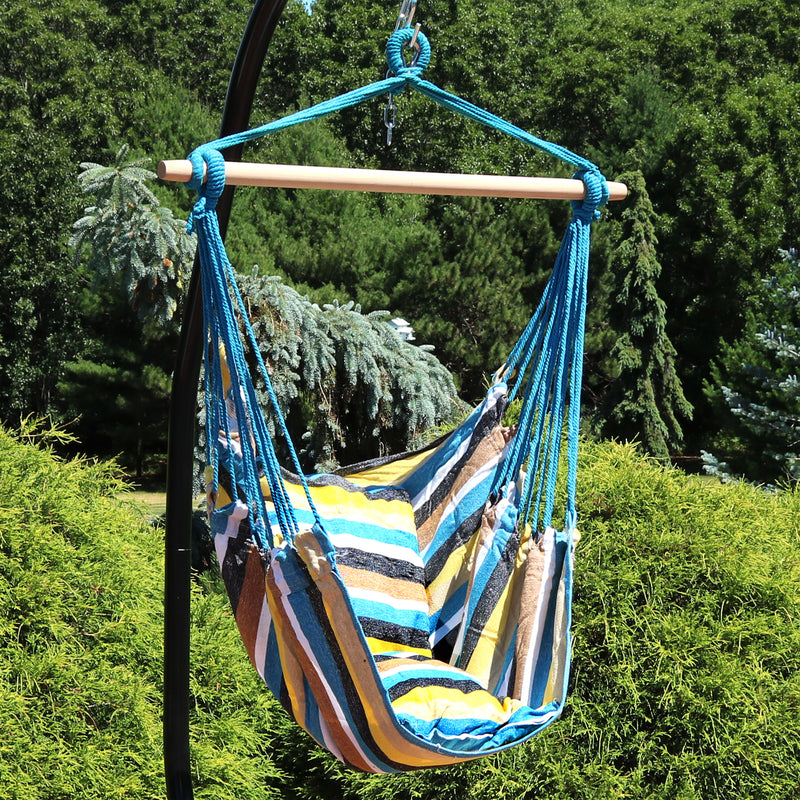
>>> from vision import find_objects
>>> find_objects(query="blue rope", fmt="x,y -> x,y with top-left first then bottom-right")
189,27 -> 608,542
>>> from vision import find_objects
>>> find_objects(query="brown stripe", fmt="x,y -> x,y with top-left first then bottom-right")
415,427 -> 507,553
337,564 -> 427,603
234,544 -> 269,669
512,536 -> 547,700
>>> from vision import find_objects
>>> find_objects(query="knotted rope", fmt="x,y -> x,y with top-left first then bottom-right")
187,27 -> 608,546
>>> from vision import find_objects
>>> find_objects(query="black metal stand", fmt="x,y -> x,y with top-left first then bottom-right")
163,2 -> 288,797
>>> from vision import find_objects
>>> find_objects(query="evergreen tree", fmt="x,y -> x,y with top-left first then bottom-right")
68,149 -> 464,474
592,167 -> 692,458
70,145 -> 196,326
703,248 -> 800,486
207,271 -> 465,472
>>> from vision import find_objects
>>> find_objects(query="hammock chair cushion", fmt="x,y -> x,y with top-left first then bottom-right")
209,383 -> 572,771
190,25 -> 607,774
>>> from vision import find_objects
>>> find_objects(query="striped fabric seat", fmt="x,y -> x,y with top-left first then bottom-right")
209,383 -> 574,772
185,22 -> 608,777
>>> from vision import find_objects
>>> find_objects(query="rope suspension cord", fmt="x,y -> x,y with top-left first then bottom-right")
183,25 -> 613,548
160,28 -> 627,202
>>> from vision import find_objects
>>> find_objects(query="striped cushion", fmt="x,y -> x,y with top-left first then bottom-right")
263,473 -> 433,657
373,653 -> 559,753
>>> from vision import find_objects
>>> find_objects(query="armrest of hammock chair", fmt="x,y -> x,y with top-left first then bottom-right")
158,160 -> 628,201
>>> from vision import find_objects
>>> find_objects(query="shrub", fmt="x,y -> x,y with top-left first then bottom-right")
2,424 -> 798,799
0,420 -> 289,799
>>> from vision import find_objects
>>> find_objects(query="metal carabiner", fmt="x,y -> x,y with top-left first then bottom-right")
393,0 -> 417,31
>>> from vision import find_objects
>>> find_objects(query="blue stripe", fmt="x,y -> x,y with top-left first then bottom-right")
272,505 -> 420,551
351,599 -> 429,632
420,470 -> 497,566
529,535 -> 568,707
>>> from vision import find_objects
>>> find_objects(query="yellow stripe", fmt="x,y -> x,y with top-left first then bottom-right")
219,345 -> 231,392
215,484 -> 233,507
461,579 -> 518,688
462,541 -> 529,689
365,638 -> 432,658
343,448 -> 436,488
426,534 -> 480,618
391,685 -> 524,724
262,477 -> 415,531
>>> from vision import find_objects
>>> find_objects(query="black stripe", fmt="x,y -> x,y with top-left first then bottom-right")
278,676 -> 295,718
431,626 -> 460,664
386,675 -> 485,704
220,536 -> 256,613
336,548 -> 425,583
359,618 -> 430,652
282,468 -> 412,504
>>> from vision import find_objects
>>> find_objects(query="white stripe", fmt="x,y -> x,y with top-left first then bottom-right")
314,707 -> 346,765
328,532 -> 424,566
253,598 -> 271,681
431,606 -> 464,649
346,587 -> 429,614
432,606 -> 464,646
214,534 -> 230,568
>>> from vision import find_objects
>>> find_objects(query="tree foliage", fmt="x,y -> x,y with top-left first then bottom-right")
4,0 -> 800,471
228,271 -> 465,471
703,248 -> 800,485
70,145 -> 196,325
67,147 -> 463,473
593,167 -> 692,457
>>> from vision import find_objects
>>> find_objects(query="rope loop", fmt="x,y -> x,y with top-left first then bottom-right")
386,27 -> 431,83
186,147 -> 227,205
186,147 -> 227,232
570,168 -> 609,223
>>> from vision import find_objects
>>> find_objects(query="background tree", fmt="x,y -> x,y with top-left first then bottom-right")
59,148 -> 195,478
66,148 -> 463,474
232,272 -> 464,471
593,166 -> 692,458
5,0 -> 800,474
703,247 -> 800,485
70,146 -> 196,325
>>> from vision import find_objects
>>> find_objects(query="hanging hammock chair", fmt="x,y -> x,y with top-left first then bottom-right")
172,25 -> 617,774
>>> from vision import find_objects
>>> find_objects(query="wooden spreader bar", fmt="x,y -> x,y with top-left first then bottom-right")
158,160 -> 628,201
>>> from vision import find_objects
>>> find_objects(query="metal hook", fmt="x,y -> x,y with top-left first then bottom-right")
393,0 -> 417,31
409,22 -> 421,51
384,96 -> 397,145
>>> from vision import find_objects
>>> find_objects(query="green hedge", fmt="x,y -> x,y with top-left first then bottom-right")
1,425 -> 798,799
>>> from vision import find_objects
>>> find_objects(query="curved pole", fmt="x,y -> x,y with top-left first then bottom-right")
163,1 -> 288,798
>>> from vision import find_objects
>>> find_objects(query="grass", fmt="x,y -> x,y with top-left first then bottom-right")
126,490 -> 167,517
